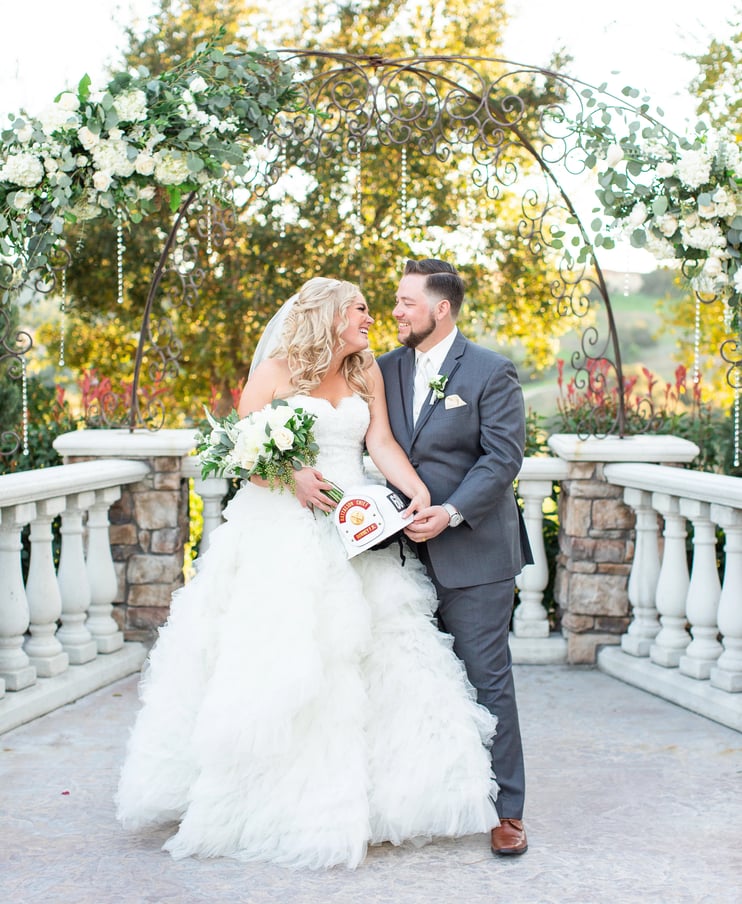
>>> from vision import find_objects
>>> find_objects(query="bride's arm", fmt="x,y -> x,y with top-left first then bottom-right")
236,360 -> 336,510
364,360 -> 430,514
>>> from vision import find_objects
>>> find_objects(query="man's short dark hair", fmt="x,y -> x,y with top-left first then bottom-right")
404,258 -> 464,318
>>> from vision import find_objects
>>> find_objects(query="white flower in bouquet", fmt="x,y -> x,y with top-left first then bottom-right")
266,403 -> 295,429
153,150 -> 191,185
734,269 -> 742,294
77,126 -> 101,151
92,139 -> 135,178
189,76 -> 209,94
38,104 -> 80,134
57,92 -> 80,112
93,170 -> 113,192
656,214 -> 679,238
676,148 -> 712,189
12,191 -> 34,210
711,186 -> 737,219
271,426 -> 295,451
230,426 -> 263,471
627,201 -> 648,227
656,161 -> 675,179
113,89 -> 148,123
15,123 -> 34,144
134,152 -> 155,176
1,152 -> 45,187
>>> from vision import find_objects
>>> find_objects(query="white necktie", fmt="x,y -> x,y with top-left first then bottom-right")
413,354 -> 433,422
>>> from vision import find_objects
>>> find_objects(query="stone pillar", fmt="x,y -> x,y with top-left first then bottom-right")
548,435 -> 700,664
54,429 -> 198,645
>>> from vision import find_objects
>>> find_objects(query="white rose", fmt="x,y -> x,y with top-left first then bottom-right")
231,428 -> 264,471
77,126 -> 101,150
93,170 -> 113,191
698,198 -> 716,219
733,268 -> 742,294
15,123 -> 34,143
604,144 -> 623,167
266,404 -> 295,429
12,190 -> 34,209
702,255 -> 723,278
628,201 -> 648,227
138,185 -> 156,201
0,152 -> 45,187
57,92 -> 80,112
134,152 -> 155,176
711,186 -> 737,219
270,426 -> 295,452
656,161 -> 675,179
656,214 -> 678,237
43,157 -> 59,174
189,76 -> 208,94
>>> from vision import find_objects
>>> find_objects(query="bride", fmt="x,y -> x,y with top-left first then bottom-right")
116,276 -> 498,869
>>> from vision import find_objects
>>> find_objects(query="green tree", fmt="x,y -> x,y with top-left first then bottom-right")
47,0 -> 584,424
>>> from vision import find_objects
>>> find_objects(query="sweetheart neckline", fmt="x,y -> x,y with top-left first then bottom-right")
288,393 -> 362,412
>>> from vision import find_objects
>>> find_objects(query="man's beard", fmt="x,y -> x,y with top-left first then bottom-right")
400,313 -> 436,349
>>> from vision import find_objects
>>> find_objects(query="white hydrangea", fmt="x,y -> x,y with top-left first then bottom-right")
711,187 -> 738,219
92,138 -> 135,177
681,221 -> 726,251
113,89 -> 148,123
153,150 -> 191,185
38,104 -> 80,134
644,232 -> 676,262
676,148 -> 712,189
0,152 -> 45,186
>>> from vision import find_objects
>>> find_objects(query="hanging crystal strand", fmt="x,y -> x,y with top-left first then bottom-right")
734,379 -> 740,468
355,145 -> 364,286
205,192 -> 214,256
116,220 -> 125,305
21,355 -> 29,456
623,247 -> 631,297
693,293 -> 701,385
400,144 -> 409,232
58,268 -> 66,367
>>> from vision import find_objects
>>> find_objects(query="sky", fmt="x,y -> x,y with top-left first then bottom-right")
0,0 -> 734,123
0,0 -> 736,271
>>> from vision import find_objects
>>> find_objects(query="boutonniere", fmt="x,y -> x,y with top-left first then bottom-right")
428,373 -> 448,402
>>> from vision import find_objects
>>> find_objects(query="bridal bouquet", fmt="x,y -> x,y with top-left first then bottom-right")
195,400 -> 342,502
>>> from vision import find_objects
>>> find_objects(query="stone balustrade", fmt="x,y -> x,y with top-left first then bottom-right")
0,459 -> 150,733
601,462 -> 742,732
3,428 -> 741,734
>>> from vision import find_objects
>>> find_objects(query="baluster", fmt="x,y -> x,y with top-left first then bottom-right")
24,497 -> 70,677
678,499 -> 722,679
513,478 -> 552,638
621,488 -> 661,656
0,503 -> 37,690
57,491 -> 98,664
649,493 -> 691,667
86,487 -> 124,653
193,476 -> 228,555
710,506 -> 742,692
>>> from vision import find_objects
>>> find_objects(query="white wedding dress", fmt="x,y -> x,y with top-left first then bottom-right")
116,394 -> 498,869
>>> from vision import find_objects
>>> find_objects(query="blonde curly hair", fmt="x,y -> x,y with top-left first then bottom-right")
271,277 -> 373,400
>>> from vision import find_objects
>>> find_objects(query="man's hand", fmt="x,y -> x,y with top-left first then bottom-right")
293,468 -> 337,512
404,505 -> 450,544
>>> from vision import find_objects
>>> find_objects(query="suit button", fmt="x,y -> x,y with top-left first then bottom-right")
411,460 -> 419,468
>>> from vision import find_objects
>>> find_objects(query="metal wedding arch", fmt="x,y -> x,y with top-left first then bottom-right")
6,51 -> 725,448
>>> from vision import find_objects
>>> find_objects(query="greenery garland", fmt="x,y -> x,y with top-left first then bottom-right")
0,30 -> 297,294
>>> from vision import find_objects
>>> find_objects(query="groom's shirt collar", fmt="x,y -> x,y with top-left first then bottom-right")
416,328 -> 458,377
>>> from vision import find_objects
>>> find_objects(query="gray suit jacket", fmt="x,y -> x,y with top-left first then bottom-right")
378,332 -> 531,588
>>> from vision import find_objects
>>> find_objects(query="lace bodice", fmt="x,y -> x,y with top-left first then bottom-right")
287,394 -> 371,489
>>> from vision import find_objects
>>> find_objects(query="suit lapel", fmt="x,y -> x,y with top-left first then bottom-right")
399,348 -> 416,436
411,334 -> 467,443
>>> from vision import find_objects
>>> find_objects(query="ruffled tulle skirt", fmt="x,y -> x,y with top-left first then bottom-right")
116,482 -> 497,869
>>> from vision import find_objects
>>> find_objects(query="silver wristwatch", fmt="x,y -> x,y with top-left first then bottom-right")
442,503 -> 464,528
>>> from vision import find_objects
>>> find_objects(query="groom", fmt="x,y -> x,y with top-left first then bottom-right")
378,258 -> 532,856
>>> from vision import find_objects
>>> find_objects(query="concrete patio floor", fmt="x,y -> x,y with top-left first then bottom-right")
1,665 -> 741,904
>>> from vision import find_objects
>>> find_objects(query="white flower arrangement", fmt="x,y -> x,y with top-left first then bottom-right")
588,124 -> 742,317
0,31 -> 297,286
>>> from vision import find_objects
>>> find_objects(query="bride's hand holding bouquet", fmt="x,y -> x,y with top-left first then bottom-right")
195,400 -> 342,507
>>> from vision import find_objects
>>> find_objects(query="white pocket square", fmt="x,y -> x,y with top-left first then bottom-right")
444,394 -> 467,409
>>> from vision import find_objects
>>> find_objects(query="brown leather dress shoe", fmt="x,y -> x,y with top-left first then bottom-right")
491,818 -> 528,856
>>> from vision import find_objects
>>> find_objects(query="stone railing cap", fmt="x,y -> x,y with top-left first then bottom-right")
54,428 -> 199,459
548,433 -> 699,464
0,459 -> 149,507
